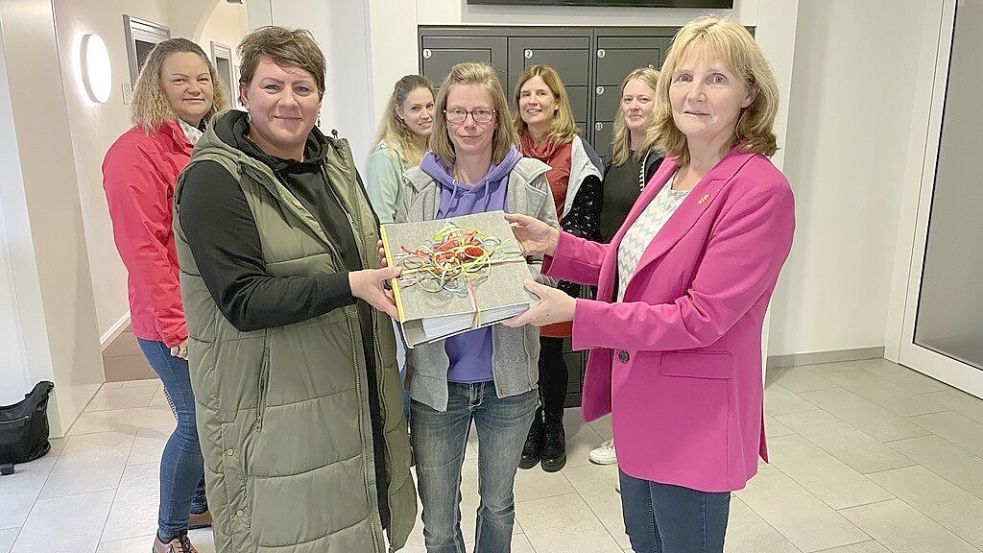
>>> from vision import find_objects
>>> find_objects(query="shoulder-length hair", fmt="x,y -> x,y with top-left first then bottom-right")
511,64 -> 578,146
430,62 -> 519,166
610,67 -> 660,166
371,74 -> 434,166
130,38 -> 229,133
653,16 -> 779,166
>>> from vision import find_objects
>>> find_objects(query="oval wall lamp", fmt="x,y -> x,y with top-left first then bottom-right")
80,33 -> 111,103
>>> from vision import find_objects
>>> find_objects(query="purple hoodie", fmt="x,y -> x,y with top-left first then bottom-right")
419,146 -> 522,383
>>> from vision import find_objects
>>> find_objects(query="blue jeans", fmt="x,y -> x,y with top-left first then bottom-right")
619,469 -> 730,553
137,339 -> 207,540
411,383 -> 538,553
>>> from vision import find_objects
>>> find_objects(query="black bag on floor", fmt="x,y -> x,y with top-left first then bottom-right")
0,381 -> 55,465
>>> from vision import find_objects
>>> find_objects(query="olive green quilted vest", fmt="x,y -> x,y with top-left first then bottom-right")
173,121 -> 416,553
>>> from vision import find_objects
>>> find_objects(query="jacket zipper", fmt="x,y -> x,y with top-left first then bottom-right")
255,337 -> 271,431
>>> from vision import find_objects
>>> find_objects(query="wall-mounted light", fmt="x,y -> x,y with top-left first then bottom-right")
80,33 -> 111,103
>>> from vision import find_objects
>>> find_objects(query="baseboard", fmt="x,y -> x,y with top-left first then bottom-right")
100,313 -> 131,351
767,346 -> 886,369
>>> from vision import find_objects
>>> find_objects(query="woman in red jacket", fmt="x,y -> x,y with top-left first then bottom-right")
102,38 -> 228,553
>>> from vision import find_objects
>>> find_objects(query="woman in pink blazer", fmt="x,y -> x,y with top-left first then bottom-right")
505,17 -> 795,553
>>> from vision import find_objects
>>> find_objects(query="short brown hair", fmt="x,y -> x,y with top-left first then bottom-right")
237,26 -> 325,96
430,62 -> 519,166
512,64 -> 577,146
653,16 -> 779,165
130,38 -> 229,133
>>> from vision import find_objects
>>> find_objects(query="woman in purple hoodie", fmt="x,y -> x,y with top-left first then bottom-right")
395,62 -> 559,553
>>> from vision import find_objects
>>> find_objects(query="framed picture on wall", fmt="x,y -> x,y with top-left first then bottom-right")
123,15 -> 171,85
210,42 -> 237,107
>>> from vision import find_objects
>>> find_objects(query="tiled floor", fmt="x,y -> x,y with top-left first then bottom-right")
2,358 -> 983,553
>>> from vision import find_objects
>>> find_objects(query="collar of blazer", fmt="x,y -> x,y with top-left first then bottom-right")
610,143 -> 759,294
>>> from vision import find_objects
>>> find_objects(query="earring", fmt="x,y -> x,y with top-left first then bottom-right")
316,115 -> 321,128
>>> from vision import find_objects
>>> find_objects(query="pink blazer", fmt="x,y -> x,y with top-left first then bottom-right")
545,146 -> 795,492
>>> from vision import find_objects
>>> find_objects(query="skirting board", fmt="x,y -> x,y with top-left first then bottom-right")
100,313 -> 131,351
767,346 -> 886,370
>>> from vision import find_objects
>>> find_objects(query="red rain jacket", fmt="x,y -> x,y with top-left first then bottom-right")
102,121 -> 191,347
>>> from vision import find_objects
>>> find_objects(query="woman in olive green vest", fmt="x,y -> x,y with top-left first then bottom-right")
173,26 -> 416,553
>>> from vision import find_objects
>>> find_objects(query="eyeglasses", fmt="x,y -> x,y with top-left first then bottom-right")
444,107 -> 496,124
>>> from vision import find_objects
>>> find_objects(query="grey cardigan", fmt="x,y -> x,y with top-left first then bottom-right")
395,157 -> 560,412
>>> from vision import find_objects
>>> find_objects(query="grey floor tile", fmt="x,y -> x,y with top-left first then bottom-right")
121,378 -> 161,388
867,465 -> 983,549
775,410 -> 916,474
126,428 -> 169,466
560,414 -> 606,470
766,435 -> 893,509
0,457 -> 56,529
765,415 -> 797,438
840,499 -> 978,553
908,411 -> 983,458
888,435 -> 983,500
68,406 -> 176,437
813,541 -> 891,552
85,386 -> 158,413
798,388 -> 930,443
803,361 -> 865,374
771,365 -> 840,394
766,385 -> 821,417
0,529 -> 18,553
96,535 -> 155,553
39,431 -> 135,499
517,492 -> 622,553
724,497 -> 801,553
562,462 -> 628,549
854,359 -> 949,394
735,464 -> 869,552
922,389 -> 983,425
12,490 -> 115,553
822,369 -> 948,417
101,462 -> 159,542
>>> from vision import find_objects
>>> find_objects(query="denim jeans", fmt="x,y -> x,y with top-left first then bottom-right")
411,383 -> 538,553
619,469 -> 731,553
137,339 -> 207,540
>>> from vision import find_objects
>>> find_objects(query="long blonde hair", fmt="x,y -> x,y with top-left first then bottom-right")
512,64 -> 578,146
370,75 -> 434,166
653,16 -> 779,166
130,38 -> 229,133
430,62 -> 519,166
610,67 -> 660,166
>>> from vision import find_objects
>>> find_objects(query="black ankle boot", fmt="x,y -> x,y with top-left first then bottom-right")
541,409 -> 567,472
519,408 -> 544,470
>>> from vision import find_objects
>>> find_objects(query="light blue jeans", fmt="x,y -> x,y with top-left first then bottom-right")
137,339 -> 207,541
411,383 -> 538,553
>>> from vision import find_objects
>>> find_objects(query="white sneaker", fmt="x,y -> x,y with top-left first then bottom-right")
589,439 -> 617,465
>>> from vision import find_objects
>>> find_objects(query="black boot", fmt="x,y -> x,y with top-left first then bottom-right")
519,408 -> 544,470
541,409 -> 567,472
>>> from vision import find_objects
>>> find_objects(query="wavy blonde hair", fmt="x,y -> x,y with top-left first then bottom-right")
512,64 -> 578,146
653,16 -> 779,166
430,62 -> 519,166
130,38 -> 229,133
610,67 -> 660,166
371,75 -> 434,166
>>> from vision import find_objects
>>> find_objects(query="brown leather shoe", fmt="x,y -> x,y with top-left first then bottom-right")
153,533 -> 198,553
188,509 -> 212,530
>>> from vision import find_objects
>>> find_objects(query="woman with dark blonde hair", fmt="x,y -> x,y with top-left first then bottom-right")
367,74 -> 435,224
174,26 -> 416,553
103,37 -> 228,553
504,17 -> 794,552
511,64 -> 602,473
396,61 -> 558,553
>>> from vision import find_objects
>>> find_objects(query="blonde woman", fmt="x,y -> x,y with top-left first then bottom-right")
102,38 -> 229,553
512,64 -> 602,473
589,67 -> 663,468
505,17 -> 794,552
367,74 -> 435,224
397,61 -> 558,553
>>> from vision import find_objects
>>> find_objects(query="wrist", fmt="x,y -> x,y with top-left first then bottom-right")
547,228 -> 560,257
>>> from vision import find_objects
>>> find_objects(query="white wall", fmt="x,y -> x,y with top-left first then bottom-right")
198,0 -> 250,98
767,0 -> 936,357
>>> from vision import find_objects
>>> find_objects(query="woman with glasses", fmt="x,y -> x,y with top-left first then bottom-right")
395,61 -> 559,553
512,64 -> 602,473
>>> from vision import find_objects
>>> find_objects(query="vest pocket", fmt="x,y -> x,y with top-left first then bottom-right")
255,342 -> 271,431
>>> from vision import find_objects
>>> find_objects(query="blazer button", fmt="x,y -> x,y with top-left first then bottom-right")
618,350 -> 630,363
